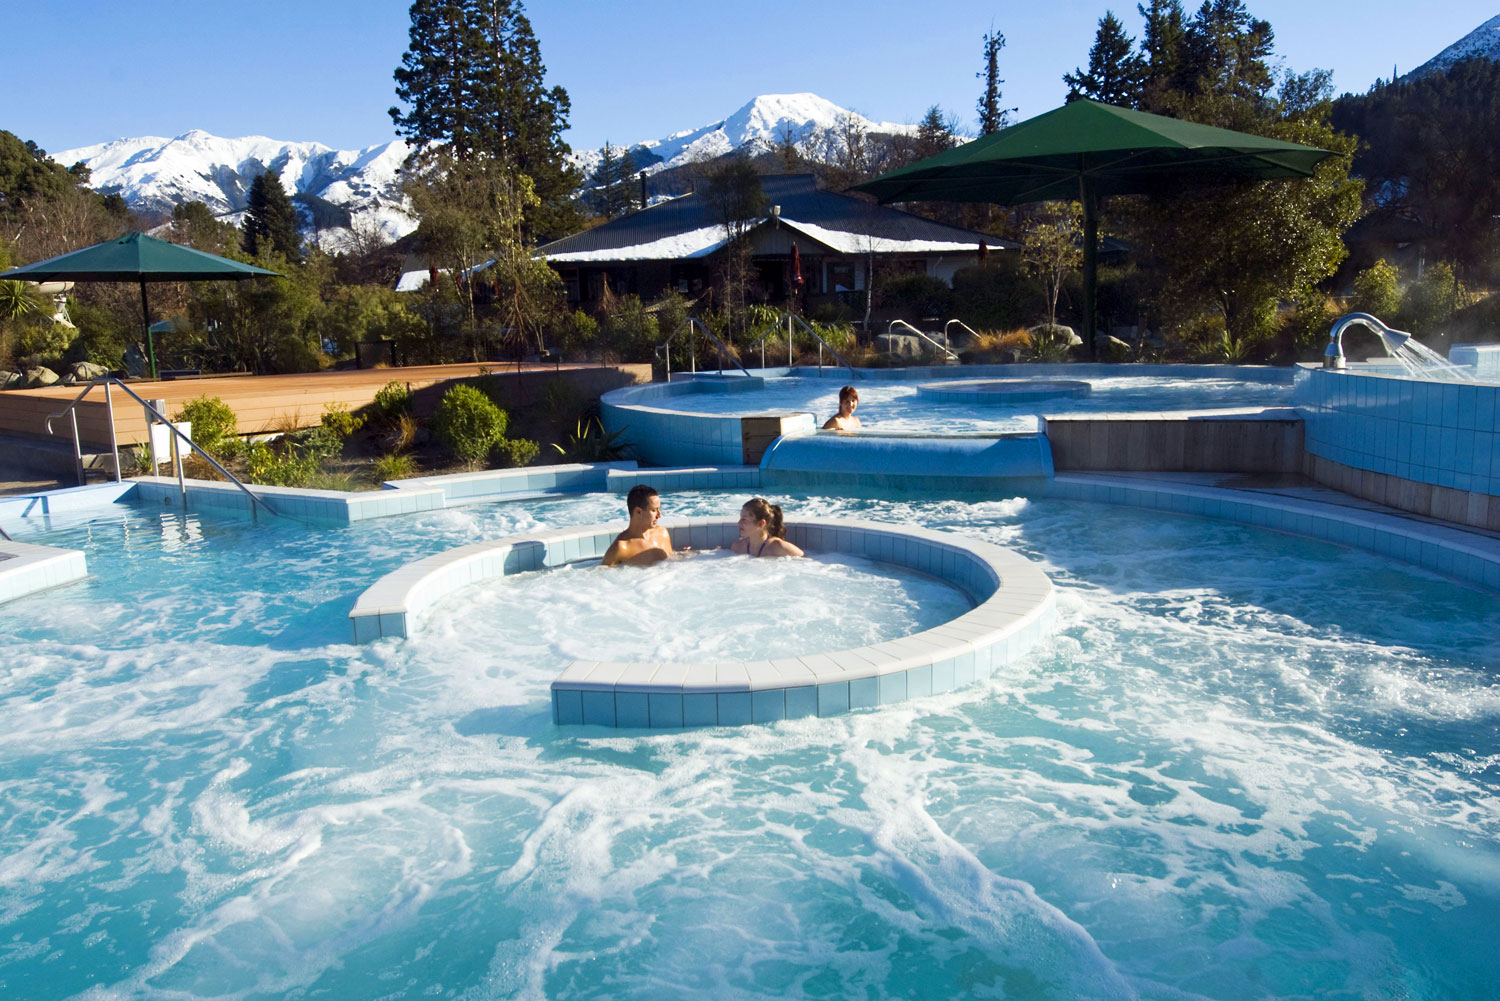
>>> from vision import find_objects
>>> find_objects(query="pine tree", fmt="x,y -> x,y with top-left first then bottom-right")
914,106 -> 957,160
1137,0 -> 1186,110
976,29 -> 1014,134
241,170 -> 301,261
390,0 -> 477,158
390,0 -> 579,240
1064,12 -> 1146,106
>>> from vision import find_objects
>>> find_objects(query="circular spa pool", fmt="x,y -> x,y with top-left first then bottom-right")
2,491 -> 1498,999
617,368 -> 1292,434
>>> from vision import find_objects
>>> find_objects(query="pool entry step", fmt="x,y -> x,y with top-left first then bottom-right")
759,430 -> 1055,494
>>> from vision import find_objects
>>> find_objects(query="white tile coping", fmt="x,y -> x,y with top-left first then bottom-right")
0,539 -> 88,606
348,516 -> 1056,727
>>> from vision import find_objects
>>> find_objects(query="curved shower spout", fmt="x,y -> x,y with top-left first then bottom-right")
1324,313 -> 1412,369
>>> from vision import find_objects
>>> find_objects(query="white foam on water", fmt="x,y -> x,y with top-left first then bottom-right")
3,492 -> 1499,999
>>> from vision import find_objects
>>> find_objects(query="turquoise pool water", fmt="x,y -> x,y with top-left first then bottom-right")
2,492 -> 1497,999
646,374 -> 1292,433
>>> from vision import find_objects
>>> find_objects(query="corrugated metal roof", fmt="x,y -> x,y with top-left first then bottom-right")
536,174 -> 1014,263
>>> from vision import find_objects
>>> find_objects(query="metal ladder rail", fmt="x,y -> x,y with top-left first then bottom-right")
782,314 -> 858,376
944,319 -> 981,346
45,378 -> 277,522
888,319 -> 959,362
0,524 -> 12,542
657,319 -> 754,379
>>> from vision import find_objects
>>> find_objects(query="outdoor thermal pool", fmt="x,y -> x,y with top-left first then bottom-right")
1,489 -> 1498,1000
614,369 -> 1293,434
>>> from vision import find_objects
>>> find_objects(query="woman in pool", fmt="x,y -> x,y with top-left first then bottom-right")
731,497 -> 805,558
821,385 -> 861,431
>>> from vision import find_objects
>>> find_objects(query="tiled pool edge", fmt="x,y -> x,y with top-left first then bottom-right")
348,517 -> 1057,728
0,538 -> 88,605
1050,473 -> 1500,591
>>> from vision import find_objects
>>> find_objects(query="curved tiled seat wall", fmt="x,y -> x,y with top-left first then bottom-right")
349,517 -> 1055,728
0,539 -> 88,606
759,431 -> 1054,494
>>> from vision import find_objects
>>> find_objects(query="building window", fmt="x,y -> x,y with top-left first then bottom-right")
828,263 -> 855,293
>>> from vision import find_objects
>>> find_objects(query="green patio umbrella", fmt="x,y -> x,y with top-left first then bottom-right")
0,231 -> 280,379
853,99 -> 1336,358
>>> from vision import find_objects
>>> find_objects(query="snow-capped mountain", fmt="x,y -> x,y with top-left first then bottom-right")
570,93 -> 920,181
56,94 -> 921,247
1407,14 -> 1500,77
55,131 -> 414,251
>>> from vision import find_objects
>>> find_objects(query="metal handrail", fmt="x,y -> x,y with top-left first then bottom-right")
45,377 -> 276,521
0,524 -> 12,542
782,313 -> 858,376
944,319 -> 981,345
657,318 -> 752,379
887,319 -> 958,362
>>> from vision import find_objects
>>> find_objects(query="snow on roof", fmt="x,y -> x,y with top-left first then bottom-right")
540,225 -> 728,263
778,219 -> 989,255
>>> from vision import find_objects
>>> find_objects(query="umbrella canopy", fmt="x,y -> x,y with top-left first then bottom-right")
853,99 -> 1337,356
0,232 -> 280,378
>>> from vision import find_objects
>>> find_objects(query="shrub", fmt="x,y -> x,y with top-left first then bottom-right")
1350,259 -> 1401,319
492,437 -> 540,468
371,380 -> 413,423
1397,261 -> 1471,336
370,452 -> 418,483
552,309 -> 599,357
321,401 -> 363,439
172,395 -> 239,459
244,439 -> 318,487
879,273 -> 953,319
432,384 -> 508,467
382,411 -> 420,453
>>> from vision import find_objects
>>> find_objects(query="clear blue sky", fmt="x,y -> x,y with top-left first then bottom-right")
7,1 -> 1495,157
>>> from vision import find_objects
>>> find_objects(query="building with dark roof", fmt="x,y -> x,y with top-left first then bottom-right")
532,174 -> 1014,313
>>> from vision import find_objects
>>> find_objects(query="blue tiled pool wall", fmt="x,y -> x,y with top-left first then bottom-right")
551,609 -> 1056,729
760,431 -> 1054,494
1292,367 -> 1500,498
1449,344 -> 1500,378
1049,474 -> 1500,592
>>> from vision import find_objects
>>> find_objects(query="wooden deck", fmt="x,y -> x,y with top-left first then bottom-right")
0,363 -> 652,449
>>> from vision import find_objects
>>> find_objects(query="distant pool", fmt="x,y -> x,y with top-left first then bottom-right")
2,490 -> 1496,999
639,373 -> 1293,433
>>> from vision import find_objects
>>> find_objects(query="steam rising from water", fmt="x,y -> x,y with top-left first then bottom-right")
1,492 -> 1496,999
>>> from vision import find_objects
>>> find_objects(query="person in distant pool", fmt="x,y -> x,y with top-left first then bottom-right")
822,385 -> 861,431
731,497 -> 804,558
601,484 -> 675,566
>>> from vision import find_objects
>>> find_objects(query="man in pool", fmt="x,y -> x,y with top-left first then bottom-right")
601,484 -> 675,567
822,385 -> 861,431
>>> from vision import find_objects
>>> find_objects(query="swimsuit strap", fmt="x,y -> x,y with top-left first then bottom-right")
753,537 -> 768,558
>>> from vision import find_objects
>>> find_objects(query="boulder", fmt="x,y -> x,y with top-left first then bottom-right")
59,360 -> 110,385
0,370 -> 19,390
123,343 -> 149,378
23,366 -> 59,388
1096,334 -> 1133,362
1028,323 -> 1081,347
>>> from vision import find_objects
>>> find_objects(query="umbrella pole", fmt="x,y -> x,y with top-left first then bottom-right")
139,279 -> 158,381
1081,178 -> 1099,362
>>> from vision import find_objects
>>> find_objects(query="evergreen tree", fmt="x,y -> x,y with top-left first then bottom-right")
390,1 -> 477,158
976,29 -> 1014,134
587,143 -> 638,220
914,105 -> 957,160
1137,0 -> 1186,110
241,171 -> 301,262
391,0 -> 579,240
1064,12 -> 1146,106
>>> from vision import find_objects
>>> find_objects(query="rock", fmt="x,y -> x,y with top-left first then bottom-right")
23,366 -> 59,388
70,360 -> 110,381
123,343 -> 149,378
1028,323 -> 1080,347
1096,334 -> 1133,362
0,370 -> 19,390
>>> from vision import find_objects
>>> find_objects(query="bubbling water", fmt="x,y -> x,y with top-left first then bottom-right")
1,492 -> 1497,1000
421,549 -> 972,671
